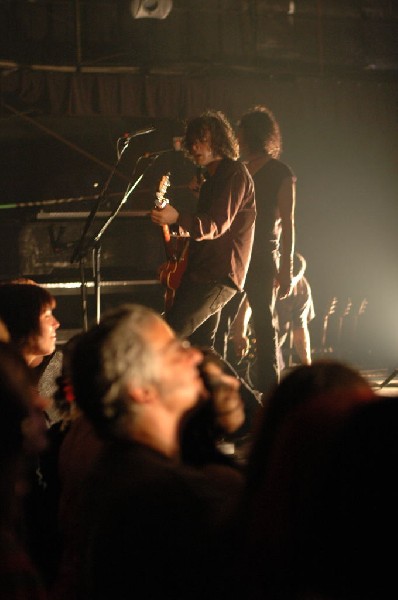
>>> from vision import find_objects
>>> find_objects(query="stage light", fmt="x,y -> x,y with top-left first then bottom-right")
131,0 -> 173,19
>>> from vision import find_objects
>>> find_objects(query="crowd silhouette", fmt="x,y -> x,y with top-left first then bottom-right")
0,279 -> 396,600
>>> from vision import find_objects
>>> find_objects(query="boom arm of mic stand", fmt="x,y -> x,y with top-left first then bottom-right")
94,152 -> 161,243
70,141 -> 130,329
79,154 -> 158,326
90,171 -> 145,325
70,141 -> 131,265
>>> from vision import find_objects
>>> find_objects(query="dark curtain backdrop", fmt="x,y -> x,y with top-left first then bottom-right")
3,68 -> 397,121
1,70 -> 398,363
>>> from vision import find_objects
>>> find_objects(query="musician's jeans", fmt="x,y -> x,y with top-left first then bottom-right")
245,269 -> 279,395
165,277 -> 237,348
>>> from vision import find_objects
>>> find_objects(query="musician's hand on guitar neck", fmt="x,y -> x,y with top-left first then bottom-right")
151,204 -> 179,226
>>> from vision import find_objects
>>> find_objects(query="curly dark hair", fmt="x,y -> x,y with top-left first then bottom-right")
184,110 -> 239,160
238,105 -> 282,159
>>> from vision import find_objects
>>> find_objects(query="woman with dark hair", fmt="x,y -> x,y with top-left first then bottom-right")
236,105 -> 296,394
0,282 -> 63,587
151,109 -> 256,349
0,283 -> 59,368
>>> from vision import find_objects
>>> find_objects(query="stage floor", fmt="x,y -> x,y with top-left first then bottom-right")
55,329 -> 398,398
362,368 -> 398,397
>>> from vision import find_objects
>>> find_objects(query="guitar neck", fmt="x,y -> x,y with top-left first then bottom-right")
155,173 -> 171,246
162,224 -> 171,243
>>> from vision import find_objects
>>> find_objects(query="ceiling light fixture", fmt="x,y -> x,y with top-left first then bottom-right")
131,0 -> 173,19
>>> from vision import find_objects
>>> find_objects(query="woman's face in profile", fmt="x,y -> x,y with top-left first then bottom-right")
26,305 -> 60,364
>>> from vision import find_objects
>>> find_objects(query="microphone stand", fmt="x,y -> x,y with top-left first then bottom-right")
70,145 -> 158,329
70,141 -> 128,329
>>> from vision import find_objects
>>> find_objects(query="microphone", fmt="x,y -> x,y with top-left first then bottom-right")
121,127 -> 156,141
143,136 -> 184,157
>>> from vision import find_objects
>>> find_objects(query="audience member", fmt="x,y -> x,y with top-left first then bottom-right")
308,395 -> 398,599
0,282 -> 61,418
234,360 -> 378,599
59,304 -> 245,599
0,282 -> 63,586
244,360 -> 375,498
180,348 -> 261,470
50,334 -> 104,600
0,342 -> 47,600
0,282 -> 59,368
0,279 -> 63,417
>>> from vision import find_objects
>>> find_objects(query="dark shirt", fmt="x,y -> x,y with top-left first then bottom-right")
0,530 -> 47,600
177,158 -> 255,291
248,158 -> 295,277
52,415 -> 104,600
78,440 -> 242,600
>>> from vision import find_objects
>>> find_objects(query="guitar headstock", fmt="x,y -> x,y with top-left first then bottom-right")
326,296 -> 338,317
358,298 -> 368,316
155,173 -> 170,210
342,297 -> 352,318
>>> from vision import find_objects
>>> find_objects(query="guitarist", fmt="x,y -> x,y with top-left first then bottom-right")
151,110 -> 256,349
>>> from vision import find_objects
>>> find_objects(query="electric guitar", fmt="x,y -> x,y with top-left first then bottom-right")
154,172 -> 172,247
155,173 -> 189,311
320,296 -> 338,353
337,297 -> 352,347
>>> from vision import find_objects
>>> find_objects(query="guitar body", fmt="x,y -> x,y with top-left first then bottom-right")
158,246 -> 189,311
155,174 -> 189,311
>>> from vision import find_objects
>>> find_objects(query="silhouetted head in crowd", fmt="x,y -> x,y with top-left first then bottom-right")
306,395 -> 398,600
0,282 -> 59,367
239,360 -> 378,599
246,359 -> 374,489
